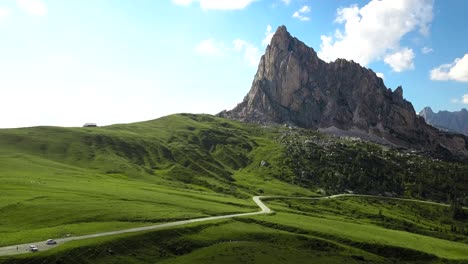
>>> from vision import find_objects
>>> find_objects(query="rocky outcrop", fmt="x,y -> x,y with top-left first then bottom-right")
419,107 -> 468,136
220,25 -> 468,160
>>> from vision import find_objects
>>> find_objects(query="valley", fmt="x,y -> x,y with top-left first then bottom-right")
0,114 -> 467,263
2,0 -> 468,263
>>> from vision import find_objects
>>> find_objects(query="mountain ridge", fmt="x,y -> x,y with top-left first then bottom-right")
219,25 -> 468,160
420,107 -> 468,136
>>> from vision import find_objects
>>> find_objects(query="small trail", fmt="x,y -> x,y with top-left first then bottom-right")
0,194 -> 461,256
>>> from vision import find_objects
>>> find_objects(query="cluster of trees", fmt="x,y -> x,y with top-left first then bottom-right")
277,132 -> 468,206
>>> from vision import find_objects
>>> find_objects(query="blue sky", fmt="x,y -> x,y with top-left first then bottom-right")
0,0 -> 467,128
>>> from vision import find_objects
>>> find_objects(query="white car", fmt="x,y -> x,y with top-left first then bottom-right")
46,239 -> 57,245
29,245 -> 38,252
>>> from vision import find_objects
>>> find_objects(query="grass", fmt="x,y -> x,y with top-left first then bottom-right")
4,197 -> 468,263
247,197 -> 468,260
273,197 -> 468,242
0,114 -> 311,247
0,220 -> 384,264
1,113 -> 468,263
250,212 -> 468,259
0,151 -> 256,246
232,135 -> 312,196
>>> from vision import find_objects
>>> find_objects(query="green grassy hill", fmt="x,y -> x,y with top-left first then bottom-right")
0,114 -> 467,263
0,114 -> 312,247
3,197 -> 468,264
0,114 -> 310,195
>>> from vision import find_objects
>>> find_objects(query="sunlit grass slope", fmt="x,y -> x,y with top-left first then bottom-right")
3,198 -> 467,264
1,114 -> 467,263
0,114 -> 311,246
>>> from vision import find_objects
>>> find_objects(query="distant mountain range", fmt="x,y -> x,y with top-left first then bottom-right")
419,107 -> 468,136
219,25 -> 468,160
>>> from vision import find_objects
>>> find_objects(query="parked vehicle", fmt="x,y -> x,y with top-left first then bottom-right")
46,239 -> 57,245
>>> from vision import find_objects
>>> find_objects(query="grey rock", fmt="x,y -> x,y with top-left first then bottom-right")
419,107 -> 468,136
219,25 -> 468,160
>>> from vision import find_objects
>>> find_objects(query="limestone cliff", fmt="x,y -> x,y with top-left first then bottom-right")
220,26 -> 468,160
420,107 -> 468,136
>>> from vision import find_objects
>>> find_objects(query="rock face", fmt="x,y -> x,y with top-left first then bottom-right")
220,25 -> 468,159
419,107 -> 468,136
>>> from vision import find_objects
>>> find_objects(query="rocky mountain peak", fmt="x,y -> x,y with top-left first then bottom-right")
420,106 -> 434,115
394,86 -> 403,98
419,107 -> 468,137
220,25 -> 468,160
270,25 -> 290,47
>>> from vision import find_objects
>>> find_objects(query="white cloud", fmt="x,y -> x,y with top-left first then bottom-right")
171,0 -> 256,10
384,48 -> 415,72
318,0 -> 433,71
172,0 -> 193,6
298,5 -> 310,13
196,24 -> 270,67
262,25 -> 274,46
281,0 -> 291,5
376,72 -> 385,79
421,46 -> 433,54
195,38 -> 260,67
16,0 -> 47,16
430,54 -> 468,82
233,39 -> 261,67
195,39 -> 226,57
0,7 -> 10,18
464,95 -> 468,104
451,95 -> 468,104
292,5 -> 311,21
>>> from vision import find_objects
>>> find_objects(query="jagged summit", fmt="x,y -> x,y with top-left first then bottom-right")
221,25 -> 410,131
421,106 -> 434,113
420,107 -> 468,136
270,25 -> 293,41
220,25 -> 468,159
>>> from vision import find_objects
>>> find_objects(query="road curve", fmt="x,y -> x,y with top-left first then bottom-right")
0,195 -> 272,256
0,194 -> 463,256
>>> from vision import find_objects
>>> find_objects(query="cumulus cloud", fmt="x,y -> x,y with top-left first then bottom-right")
318,0 -> 433,71
262,25 -> 274,46
281,0 -> 292,5
430,54 -> 468,82
0,7 -> 10,18
195,39 -> 226,57
196,24 -> 277,67
421,46 -> 433,54
172,0 -> 256,10
292,5 -> 311,21
376,72 -> 385,79
233,39 -> 260,67
451,95 -> 468,104
195,38 -> 260,67
16,0 -> 47,16
464,95 -> 468,104
172,0 -> 193,5
384,48 -> 415,72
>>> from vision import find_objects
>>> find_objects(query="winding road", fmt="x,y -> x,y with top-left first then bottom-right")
0,194 -> 462,256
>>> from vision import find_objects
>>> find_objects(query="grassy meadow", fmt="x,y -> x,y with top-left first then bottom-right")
0,114 -> 311,246
2,197 -> 467,263
1,114 -> 467,263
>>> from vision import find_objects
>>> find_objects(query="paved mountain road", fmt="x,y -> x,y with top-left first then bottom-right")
0,194 -> 463,256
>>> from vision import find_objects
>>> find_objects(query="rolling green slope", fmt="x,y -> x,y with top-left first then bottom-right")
0,114 -> 311,247
1,113 -> 467,263
0,114 -> 310,195
2,198 -> 467,264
